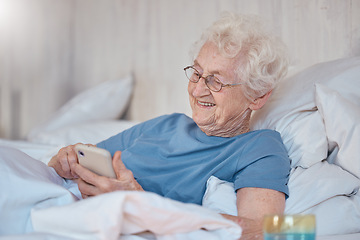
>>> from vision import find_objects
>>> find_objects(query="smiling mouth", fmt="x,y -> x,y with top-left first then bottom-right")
197,100 -> 215,107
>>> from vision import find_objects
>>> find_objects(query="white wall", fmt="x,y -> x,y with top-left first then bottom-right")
0,0 -> 359,139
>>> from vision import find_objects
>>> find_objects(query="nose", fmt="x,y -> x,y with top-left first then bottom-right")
190,77 -> 211,97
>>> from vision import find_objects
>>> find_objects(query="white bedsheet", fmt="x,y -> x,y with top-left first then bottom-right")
0,138 -> 60,163
318,233 -> 360,240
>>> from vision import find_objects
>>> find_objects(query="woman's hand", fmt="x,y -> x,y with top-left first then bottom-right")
221,214 -> 263,240
74,151 -> 143,198
48,143 -> 94,179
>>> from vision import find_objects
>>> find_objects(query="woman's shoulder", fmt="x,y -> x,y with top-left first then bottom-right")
97,113 -> 191,150
130,113 -> 193,134
141,113 -> 191,126
245,129 -> 282,140
241,129 -> 286,152
249,129 -> 281,137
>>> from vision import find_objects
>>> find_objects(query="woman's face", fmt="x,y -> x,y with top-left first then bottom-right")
188,42 -> 253,137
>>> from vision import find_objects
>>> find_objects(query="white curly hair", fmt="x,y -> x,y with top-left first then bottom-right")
191,12 -> 289,100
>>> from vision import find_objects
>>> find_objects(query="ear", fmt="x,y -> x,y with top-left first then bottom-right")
249,90 -> 272,111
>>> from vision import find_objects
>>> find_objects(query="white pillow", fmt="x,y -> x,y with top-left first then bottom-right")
315,84 -> 360,179
202,176 -> 237,216
28,120 -> 138,146
27,75 -> 134,141
202,162 -> 360,236
301,193 -> 360,235
276,111 -> 327,168
251,57 -> 360,168
285,162 -> 360,214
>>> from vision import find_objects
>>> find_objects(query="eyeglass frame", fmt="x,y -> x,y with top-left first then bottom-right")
184,65 -> 242,92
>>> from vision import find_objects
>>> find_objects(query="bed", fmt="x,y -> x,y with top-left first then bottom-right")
0,57 -> 360,240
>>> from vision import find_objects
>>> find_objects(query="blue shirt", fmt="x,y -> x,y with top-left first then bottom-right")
97,113 -> 290,205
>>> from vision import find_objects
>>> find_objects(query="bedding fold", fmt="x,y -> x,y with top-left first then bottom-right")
0,146 -> 79,235
31,190 -> 242,240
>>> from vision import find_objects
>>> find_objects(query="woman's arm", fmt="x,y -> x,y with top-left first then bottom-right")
236,187 -> 285,219
222,187 -> 285,240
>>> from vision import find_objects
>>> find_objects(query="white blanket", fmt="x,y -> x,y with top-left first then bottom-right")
0,146 -> 241,240
32,191 -> 242,240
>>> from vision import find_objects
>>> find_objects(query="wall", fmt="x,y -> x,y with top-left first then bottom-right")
0,0 -> 359,139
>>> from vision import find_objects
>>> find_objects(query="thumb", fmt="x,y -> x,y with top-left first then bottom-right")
112,151 -> 126,178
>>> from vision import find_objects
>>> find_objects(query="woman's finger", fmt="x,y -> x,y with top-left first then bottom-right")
77,177 -> 102,197
57,147 -> 71,173
112,151 -> 127,178
73,163 -> 101,186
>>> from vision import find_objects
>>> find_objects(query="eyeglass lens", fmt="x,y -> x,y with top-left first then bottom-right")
185,67 -> 221,92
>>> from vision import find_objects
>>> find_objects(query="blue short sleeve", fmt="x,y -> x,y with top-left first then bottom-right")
234,130 -> 290,198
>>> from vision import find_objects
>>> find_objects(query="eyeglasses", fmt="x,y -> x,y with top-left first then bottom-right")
184,66 -> 242,92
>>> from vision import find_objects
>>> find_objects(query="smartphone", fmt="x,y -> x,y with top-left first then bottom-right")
75,144 -> 116,178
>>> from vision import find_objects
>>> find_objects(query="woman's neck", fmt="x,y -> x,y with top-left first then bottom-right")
199,109 -> 252,138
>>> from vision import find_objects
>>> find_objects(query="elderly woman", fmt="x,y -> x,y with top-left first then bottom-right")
49,12 -> 290,239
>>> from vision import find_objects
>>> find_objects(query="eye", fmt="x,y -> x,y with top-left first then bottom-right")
207,75 -> 221,84
191,67 -> 202,77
